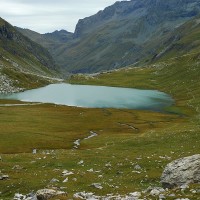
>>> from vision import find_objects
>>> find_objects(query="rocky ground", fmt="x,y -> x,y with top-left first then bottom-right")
12,182 -> 200,200
0,72 -> 23,94
0,53 -> 63,95
9,155 -> 200,200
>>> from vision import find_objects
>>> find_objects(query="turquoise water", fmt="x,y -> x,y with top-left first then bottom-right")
0,83 -> 174,111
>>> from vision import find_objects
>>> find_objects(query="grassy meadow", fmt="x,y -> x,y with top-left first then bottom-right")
0,53 -> 200,199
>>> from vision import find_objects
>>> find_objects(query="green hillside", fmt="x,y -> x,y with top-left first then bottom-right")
0,17 -> 60,93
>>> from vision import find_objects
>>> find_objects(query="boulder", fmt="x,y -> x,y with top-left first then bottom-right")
36,189 -> 66,200
161,154 -> 200,188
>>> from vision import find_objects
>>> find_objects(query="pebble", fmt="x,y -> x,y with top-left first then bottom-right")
62,170 -> 74,176
134,164 -> 142,170
87,168 -> 94,172
91,183 -> 103,189
50,178 -> 59,183
63,177 -> 68,183
78,160 -> 84,165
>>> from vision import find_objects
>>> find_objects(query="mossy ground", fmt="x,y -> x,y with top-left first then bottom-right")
0,53 -> 200,199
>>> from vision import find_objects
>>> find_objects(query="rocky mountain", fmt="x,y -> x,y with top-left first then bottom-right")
18,0 -> 200,73
0,17 -> 60,93
16,28 -> 73,54
44,30 -> 73,43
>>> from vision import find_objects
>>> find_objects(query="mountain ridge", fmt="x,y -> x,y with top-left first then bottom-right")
15,0 -> 200,73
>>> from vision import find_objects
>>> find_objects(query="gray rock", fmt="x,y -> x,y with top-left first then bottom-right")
190,189 -> 197,194
73,192 -> 98,199
91,183 -> 103,189
168,193 -> 175,197
134,164 -> 142,170
36,189 -> 66,200
50,178 -> 59,183
63,177 -> 68,183
129,191 -> 141,198
161,154 -> 200,188
62,170 -> 74,176
149,187 -> 165,196
32,149 -> 37,154
12,165 -> 23,170
0,175 -> 9,180
14,193 -> 25,200
159,194 -> 166,199
14,193 -> 36,200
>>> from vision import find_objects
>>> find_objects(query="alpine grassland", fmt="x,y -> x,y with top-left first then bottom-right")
1,51 -> 200,199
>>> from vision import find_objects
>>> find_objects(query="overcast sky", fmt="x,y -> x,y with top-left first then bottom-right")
0,0 -> 119,33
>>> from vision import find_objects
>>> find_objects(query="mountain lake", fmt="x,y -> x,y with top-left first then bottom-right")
0,83 -> 174,111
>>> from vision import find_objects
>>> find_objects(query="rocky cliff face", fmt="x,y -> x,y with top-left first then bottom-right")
74,0 -> 200,38
58,0 -> 200,73
0,25 -> 14,40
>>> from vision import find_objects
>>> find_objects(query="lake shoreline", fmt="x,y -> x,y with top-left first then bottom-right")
0,83 -> 174,112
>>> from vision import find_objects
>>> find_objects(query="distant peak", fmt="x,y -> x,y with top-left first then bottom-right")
45,29 -> 72,35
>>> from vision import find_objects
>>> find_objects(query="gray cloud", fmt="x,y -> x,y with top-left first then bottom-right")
0,0 -> 118,33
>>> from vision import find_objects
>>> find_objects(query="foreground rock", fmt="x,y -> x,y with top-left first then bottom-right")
161,154 -> 200,188
0,174 -> 9,180
36,189 -> 66,200
14,193 -> 36,200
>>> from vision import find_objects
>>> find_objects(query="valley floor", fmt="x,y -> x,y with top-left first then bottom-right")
0,53 -> 200,199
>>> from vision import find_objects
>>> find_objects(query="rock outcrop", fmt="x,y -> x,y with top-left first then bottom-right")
161,154 -> 200,189
0,73 -> 23,94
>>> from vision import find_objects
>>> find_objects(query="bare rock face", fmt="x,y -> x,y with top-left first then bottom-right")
161,154 -> 200,189
36,189 -> 66,200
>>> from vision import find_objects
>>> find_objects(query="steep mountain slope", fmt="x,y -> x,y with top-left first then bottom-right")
61,0 -> 200,73
153,16 -> 200,61
0,17 -> 60,93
